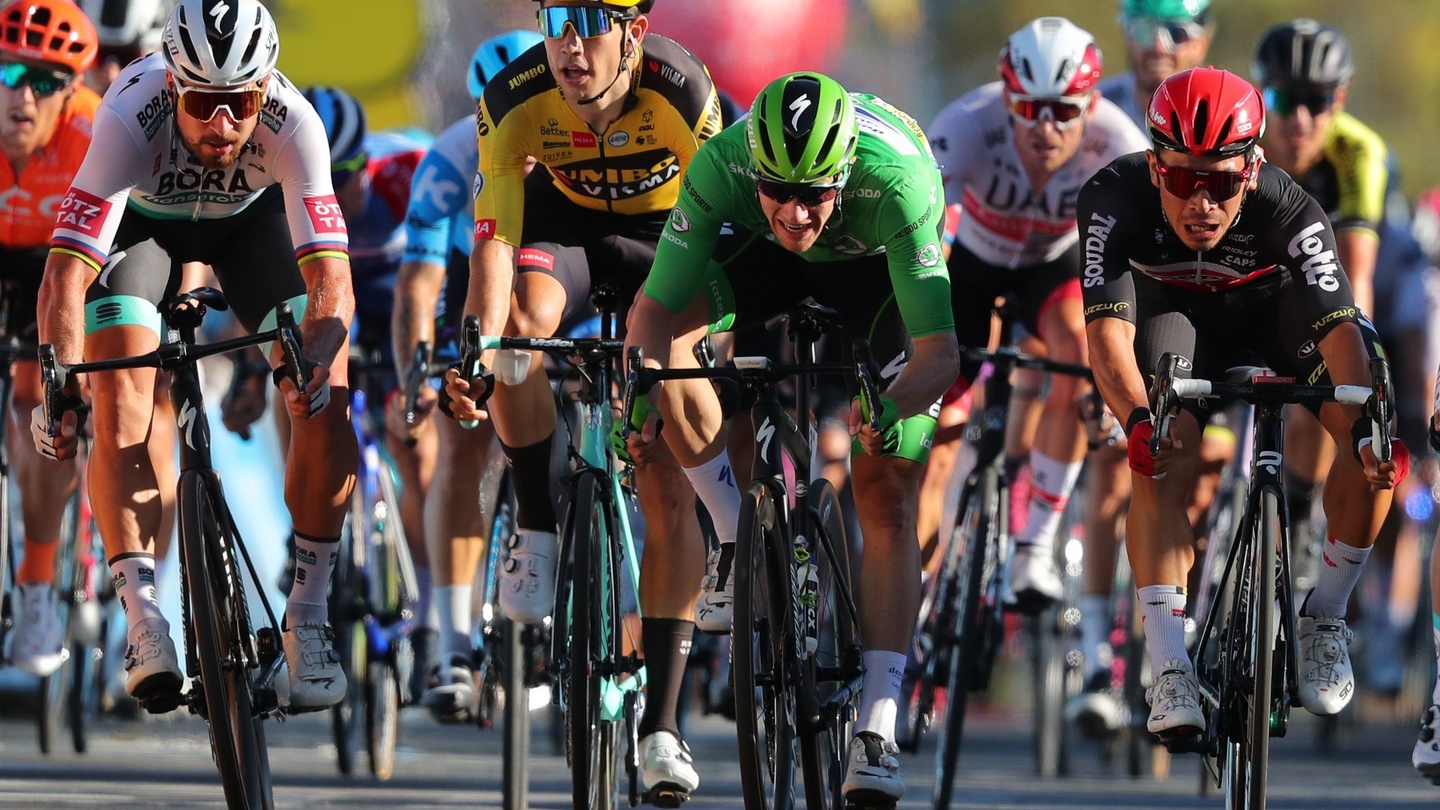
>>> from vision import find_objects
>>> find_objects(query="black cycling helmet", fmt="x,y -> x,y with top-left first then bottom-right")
1251,18 -> 1354,88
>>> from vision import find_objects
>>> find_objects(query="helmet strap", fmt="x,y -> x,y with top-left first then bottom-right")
577,14 -> 637,107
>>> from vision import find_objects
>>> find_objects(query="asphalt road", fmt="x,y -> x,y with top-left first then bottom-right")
0,684 -> 1436,810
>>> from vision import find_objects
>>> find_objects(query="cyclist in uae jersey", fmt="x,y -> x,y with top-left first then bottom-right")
35,0 -> 354,716
1078,68 -> 1407,739
625,73 -> 958,805
440,1 -> 722,798
927,17 -> 1149,616
390,29 -> 540,724
0,0 -> 101,680
1095,0 -> 1214,128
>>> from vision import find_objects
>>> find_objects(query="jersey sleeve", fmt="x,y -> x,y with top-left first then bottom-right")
474,93 -> 532,246
48,104 -> 143,271
273,106 -> 349,266
642,141 -> 729,314
1327,116 -> 1388,234
1077,165 -> 1139,325
927,100 -> 982,209
878,171 -> 954,338
1265,181 -> 1358,322
402,135 -> 470,266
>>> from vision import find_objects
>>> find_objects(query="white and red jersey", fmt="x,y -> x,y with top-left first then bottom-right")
50,53 -> 347,271
928,82 -> 1148,268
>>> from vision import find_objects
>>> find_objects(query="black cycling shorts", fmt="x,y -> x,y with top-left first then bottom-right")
84,186 -> 308,338
1132,270 -> 1384,422
948,240 -> 1081,381
514,166 -> 666,331
0,246 -> 48,339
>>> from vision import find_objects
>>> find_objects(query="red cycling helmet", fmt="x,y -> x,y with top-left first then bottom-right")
1147,67 -> 1264,157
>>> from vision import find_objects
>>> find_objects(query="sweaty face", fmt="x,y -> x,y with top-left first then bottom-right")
0,68 -> 71,162
1148,149 -> 1254,252
543,3 -> 641,105
758,190 -> 836,253
1126,21 -> 1211,92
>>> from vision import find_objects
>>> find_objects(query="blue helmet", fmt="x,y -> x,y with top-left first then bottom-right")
302,85 -> 367,174
469,29 -> 544,101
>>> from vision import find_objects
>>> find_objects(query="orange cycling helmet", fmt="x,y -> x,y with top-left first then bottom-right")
0,0 -> 99,74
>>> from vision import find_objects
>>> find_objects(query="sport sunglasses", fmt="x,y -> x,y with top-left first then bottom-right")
0,61 -> 72,98
538,5 -> 626,39
1154,160 -> 1253,201
1262,86 -> 1337,117
755,178 -> 842,207
1124,17 -> 1208,49
172,82 -> 265,123
1008,94 -> 1090,130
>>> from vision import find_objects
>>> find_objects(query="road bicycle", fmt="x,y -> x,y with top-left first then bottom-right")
456,283 -> 646,809
623,303 -> 870,810
904,308 -> 1093,809
1150,352 -> 1393,810
40,288 -> 315,809
328,345 -> 421,780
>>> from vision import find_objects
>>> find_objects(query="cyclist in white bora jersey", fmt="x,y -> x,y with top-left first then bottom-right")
927,17 -> 1148,620
34,0 -> 353,714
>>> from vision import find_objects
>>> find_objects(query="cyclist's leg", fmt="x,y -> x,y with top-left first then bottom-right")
1071,439 -> 1130,728
6,257 -> 79,677
213,189 -> 357,711
79,217 -> 183,711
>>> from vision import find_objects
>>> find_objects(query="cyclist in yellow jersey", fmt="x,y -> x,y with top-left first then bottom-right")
1252,19 -> 1391,573
442,0 -> 722,797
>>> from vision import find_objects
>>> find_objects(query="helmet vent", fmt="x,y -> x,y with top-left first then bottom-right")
1192,98 -> 1209,149
1052,57 -> 1073,88
235,11 -> 263,78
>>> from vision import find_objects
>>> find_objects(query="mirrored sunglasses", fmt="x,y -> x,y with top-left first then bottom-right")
173,82 -> 265,122
1155,160 -> 1252,201
538,5 -> 622,39
756,178 -> 842,206
0,61 -> 72,97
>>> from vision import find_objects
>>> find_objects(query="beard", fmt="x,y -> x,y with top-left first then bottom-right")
189,132 -> 245,169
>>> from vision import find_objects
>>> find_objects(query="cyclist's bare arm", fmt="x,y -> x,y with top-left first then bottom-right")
1085,316 -> 1147,426
872,332 -> 959,420
296,255 -> 354,368
466,238 -> 517,368
36,251 -> 94,366
1317,321 -> 1397,486
1336,229 -> 1379,315
392,259 -> 445,383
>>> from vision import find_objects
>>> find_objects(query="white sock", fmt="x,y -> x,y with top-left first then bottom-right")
286,533 -> 338,627
110,552 -> 165,641
1303,537 -> 1370,619
1017,451 -> 1082,552
1079,593 -> 1112,680
415,567 -> 437,631
435,584 -> 473,664
1138,585 -> 1190,679
856,650 -> 907,740
1431,613 -> 1440,707
682,452 -> 742,545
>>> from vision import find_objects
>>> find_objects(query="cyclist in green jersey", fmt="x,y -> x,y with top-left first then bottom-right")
623,72 -> 959,805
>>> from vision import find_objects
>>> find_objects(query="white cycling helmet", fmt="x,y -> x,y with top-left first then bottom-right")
161,0 -> 277,87
78,0 -> 172,51
999,16 -> 1103,98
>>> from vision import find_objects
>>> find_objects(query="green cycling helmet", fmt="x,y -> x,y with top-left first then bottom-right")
1120,0 -> 1210,21
746,72 -> 858,185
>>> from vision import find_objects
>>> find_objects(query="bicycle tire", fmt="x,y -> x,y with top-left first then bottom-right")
181,472 -> 272,809
1231,489 -> 1279,810
330,500 -> 367,776
501,618 -> 530,810
797,478 -> 861,809
1032,604 -> 1068,778
39,489 -> 81,756
559,473 -> 622,810
366,657 -> 400,780
933,467 -> 1002,810
734,480 -> 799,810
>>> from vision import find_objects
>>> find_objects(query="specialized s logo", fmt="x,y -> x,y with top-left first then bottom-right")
54,189 -> 112,238
303,195 -> 347,235
1288,221 -> 1340,292
788,94 -> 812,131
177,398 -> 200,451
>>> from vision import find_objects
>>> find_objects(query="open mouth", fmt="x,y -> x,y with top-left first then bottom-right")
1184,221 -> 1220,240
776,218 -> 816,238
560,64 -> 591,84
8,112 -> 33,126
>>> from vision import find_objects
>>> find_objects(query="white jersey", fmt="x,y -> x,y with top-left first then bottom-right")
50,53 -> 346,271
1097,72 -> 1147,129
928,82 -> 1149,268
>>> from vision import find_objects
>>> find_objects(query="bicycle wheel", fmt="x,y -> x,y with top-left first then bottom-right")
558,473 -> 622,810
933,467 -> 1002,810
734,480 -> 799,810
39,491 -> 80,756
330,503 -> 367,776
181,472 -> 272,809
1225,490 -> 1278,810
501,618 -> 531,810
366,656 -> 401,780
1032,604 -> 1068,778
798,479 -> 862,809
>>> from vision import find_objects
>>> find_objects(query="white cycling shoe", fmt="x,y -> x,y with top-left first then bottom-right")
1297,613 -> 1355,716
841,731 -> 905,805
1145,659 -> 1205,736
11,583 -> 65,677
639,730 -> 699,806
1413,704 -> 1440,784
124,617 -> 184,714
499,530 -> 557,626
284,619 -> 346,712
694,543 -> 736,634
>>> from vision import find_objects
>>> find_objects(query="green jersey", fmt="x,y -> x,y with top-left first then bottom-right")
643,93 -> 954,338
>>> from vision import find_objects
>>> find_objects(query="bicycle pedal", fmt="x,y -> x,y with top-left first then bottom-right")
132,673 -> 185,715
844,799 -> 898,810
1158,729 -> 1210,755
644,786 -> 690,807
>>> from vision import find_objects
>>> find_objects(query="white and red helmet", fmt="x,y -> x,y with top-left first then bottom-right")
999,16 -> 1102,99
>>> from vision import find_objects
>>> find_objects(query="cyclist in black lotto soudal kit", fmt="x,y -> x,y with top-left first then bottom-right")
34,0 -> 355,715
1078,67 -> 1408,739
